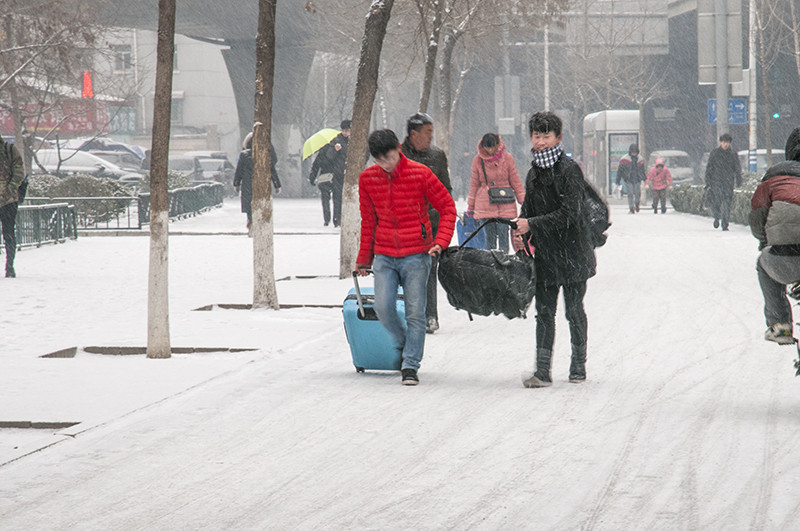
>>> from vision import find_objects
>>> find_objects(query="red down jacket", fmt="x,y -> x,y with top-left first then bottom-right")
357,153 -> 456,266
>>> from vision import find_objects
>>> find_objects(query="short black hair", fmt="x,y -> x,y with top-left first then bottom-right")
786,127 -> 800,162
340,119 -> 352,130
406,112 -> 434,136
368,129 -> 399,159
481,133 -> 500,149
528,111 -> 562,137
629,143 -> 639,154
719,133 -> 733,143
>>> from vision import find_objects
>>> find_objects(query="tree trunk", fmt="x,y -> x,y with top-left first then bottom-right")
147,0 -> 176,359
339,0 -> 395,279
252,0 -> 279,309
762,67 -> 773,167
418,0 -> 442,113
1,15 -> 30,177
435,31 -> 457,157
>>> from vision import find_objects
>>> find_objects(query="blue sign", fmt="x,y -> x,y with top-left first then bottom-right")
109,107 -> 137,135
708,99 -> 747,125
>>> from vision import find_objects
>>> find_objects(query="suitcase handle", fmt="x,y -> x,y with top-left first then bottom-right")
351,270 -> 372,318
459,217 -> 518,249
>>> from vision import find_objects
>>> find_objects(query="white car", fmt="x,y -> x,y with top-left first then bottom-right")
647,150 -> 696,185
738,149 -> 785,173
33,149 -> 142,180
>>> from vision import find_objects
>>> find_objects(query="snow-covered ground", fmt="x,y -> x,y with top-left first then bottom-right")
1,197 -> 799,530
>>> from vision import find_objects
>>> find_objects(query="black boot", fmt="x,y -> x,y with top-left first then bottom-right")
569,343 -> 587,383
523,348 -> 553,388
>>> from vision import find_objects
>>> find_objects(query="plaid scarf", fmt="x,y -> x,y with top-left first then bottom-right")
531,142 -> 563,169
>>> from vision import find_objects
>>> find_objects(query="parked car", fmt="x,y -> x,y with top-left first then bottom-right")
182,150 -> 229,161
168,155 -> 202,179
88,150 -> 144,172
33,149 -> 142,180
62,137 -> 145,164
647,150 -> 696,185
738,149 -> 785,174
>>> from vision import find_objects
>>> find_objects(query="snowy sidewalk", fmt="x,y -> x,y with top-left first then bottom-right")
2,198 -> 800,530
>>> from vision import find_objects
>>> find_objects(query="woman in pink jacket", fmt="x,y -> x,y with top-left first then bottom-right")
467,134 -> 525,252
645,157 -> 674,214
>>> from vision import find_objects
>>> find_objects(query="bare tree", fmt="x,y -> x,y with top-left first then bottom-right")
753,0 -> 786,165
417,0 -> 443,113
339,0 -> 395,278
147,0 -> 176,359
252,0 -> 279,309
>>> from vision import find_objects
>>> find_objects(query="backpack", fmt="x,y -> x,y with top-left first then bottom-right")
582,179 -> 611,248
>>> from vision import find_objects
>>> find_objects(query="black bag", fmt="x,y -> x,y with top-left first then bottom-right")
438,218 -> 536,320
481,159 -> 515,204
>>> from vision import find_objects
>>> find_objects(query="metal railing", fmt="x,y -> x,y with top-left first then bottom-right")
138,182 -> 225,226
12,203 -> 78,248
24,182 -> 225,231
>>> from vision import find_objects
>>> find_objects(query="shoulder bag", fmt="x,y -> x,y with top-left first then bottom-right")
481,159 -> 515,204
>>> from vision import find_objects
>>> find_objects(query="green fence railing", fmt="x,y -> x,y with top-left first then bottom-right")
11,203 -> 78,248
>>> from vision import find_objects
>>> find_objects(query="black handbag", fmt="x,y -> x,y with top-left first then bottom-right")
481,159 -> 515,204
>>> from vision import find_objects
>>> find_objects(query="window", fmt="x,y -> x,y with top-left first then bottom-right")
173,44 -> 178,71
114,44 -> 132,72
170,98 -> 183,125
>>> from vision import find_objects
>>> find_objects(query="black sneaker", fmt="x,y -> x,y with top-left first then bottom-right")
713,219 -> 720,229
401,369 -> 419,386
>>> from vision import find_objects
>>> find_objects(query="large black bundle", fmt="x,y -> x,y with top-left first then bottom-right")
438,246 -> 535,319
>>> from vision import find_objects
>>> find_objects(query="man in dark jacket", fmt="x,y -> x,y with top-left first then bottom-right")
233,132 -> 281,234
616,143 -> 645,213
705,133 -> 742,231
513,111 -> 596,388
749,127 -> 800,345
0,136 -> 25,278
401,112 -> 452,334
309,119 -> 351,227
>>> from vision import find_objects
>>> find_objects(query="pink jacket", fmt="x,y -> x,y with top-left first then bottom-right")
467,139 -> 525,219
646,166 -> 673,190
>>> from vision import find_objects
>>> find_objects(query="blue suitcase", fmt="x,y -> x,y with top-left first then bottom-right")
343,277 -> 405,373
456,214 -> 487,249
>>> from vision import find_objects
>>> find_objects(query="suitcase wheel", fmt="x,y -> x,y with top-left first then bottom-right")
356,367 -> 365,373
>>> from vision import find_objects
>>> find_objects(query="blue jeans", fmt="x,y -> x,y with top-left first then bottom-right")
373,253 -> 432,370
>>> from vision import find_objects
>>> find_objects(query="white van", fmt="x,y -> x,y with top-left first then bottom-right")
738,149 -> 785,173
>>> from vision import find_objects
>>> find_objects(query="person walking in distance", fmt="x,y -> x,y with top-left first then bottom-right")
356,129 -> 456,385
234,132 -> 282,235
705,133 -> 742,231
308,119 -> 351,227
466,133 -> 525,252
645,157 -> 673,214
512,112 -> 596,388
0,136 -> 25,278
616,143 -> 646,214
401,112 -> 452,334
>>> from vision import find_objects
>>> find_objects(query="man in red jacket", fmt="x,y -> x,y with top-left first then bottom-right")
356,129 -> 456,385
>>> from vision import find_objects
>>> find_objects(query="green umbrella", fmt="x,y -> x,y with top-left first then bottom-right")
302,128 -> 340,160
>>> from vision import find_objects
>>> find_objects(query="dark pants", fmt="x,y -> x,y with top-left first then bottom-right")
652,189 -> 667,213
0,202 -> 18,272
757,250 -> 800,327
711,194 -> 732,229
319,179 -> 343,226
426,253 -> 438,321
318,181 -> 333,225
480,219 -> 509,253
535,281 -> 588,351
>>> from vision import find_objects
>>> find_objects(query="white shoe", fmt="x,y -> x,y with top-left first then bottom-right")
765,323 -> 795,345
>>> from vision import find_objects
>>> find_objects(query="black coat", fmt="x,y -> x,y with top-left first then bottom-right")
519,154 -> 596,287
233,144 -> 281,215
309,134 -> 348,186
704,146 -> 741,202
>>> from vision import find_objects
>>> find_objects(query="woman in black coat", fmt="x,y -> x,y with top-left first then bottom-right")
233,133 -> 282,230
515,112 -> 596,388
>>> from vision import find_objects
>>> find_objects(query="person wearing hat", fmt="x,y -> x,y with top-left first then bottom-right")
401,112 -> 452,334
645,157 -> 674,214
308,119 -> 351,227
616,143 -> 646,214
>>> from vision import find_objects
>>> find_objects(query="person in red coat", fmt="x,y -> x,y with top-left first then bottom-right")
356,129 -> 456,386
467,133 -> 525,252
644,157 -> 673,214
